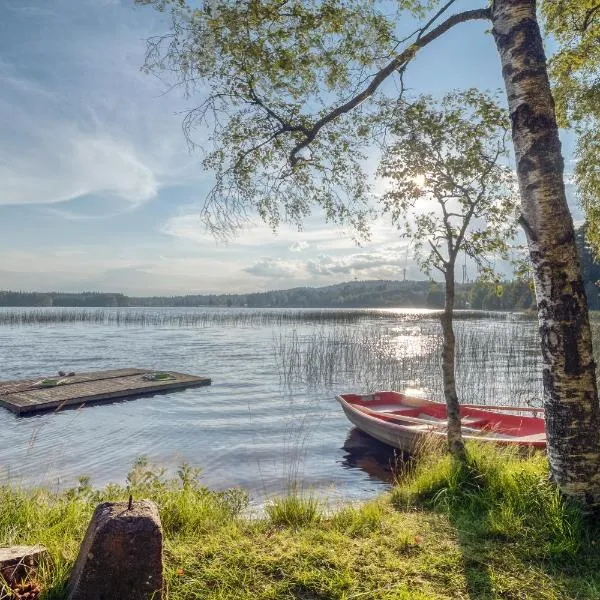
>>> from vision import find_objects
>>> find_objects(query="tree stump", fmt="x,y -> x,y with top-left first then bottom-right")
0,546 -> 47,600
68,500 -> 163,600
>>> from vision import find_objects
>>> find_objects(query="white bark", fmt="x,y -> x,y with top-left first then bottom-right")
492,0 -> 600,503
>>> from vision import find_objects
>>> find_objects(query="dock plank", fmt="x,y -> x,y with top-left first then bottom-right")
0,368 -> 146,396
0,369 -> 211,415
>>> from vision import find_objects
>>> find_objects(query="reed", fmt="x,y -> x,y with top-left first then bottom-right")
273,319 -> 547,406
0,307 -> 523,328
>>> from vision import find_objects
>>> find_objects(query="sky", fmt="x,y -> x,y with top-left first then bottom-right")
0,0 -> 582,295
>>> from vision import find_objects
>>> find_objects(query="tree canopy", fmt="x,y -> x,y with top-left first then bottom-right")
137,0 -> 491,234
378,89 -> 518,278
377,88 -> 519,458
138,0 -> 600,502
544,2 -> 600,251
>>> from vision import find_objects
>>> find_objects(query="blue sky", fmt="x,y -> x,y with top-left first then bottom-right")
0,0 -> 580,295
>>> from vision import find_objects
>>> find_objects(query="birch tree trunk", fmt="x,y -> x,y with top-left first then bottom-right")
441,262 -> 466,460
492,0 -> 600,503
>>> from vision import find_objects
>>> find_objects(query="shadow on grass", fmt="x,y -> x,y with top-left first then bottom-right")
391,444 -> 600,599
450,503 -> 600,599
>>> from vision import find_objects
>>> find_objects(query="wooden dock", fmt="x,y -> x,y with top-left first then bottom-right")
0,368 -> 211,415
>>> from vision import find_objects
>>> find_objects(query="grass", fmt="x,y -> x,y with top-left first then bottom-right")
265,492 -> 323,528
2,446 -> 600,599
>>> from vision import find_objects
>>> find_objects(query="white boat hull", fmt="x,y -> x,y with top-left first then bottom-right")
340,402 -> 436,452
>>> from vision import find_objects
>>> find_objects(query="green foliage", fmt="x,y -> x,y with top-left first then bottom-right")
377,89 -> 519,279
3,452 -> 600,598
468,279 -> 534,311
425,281 -> 445,308
136,0 -> 407,234
135,0 -> 491,236
265,493 -> 323,528
576,222 -> 600,310
392,441 -> 594,562
543,1 -> 600,254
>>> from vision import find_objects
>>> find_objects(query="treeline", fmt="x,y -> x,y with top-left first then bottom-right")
424,280 -> 535,311
0,280 -> 535,310
463,280 -> 535,311
134,280 -> 435,309
1,223 -> 599,309
422,222 -> 600,311
0,291 -> 129,307
0,281 -> 436,309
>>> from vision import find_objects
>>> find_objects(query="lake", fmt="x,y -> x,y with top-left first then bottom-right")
0,307 -> 544,507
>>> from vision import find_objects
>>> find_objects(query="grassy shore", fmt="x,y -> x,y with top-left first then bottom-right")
2,446 -> 600,599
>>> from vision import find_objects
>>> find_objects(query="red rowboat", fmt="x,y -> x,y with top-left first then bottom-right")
337,391 -> 546,450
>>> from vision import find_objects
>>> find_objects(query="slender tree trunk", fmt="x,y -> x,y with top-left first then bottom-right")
441,264 -> 466,461
492,0 -> 600,503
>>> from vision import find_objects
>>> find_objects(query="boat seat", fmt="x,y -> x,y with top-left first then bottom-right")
461,417 -> 489,428
389,408 -> 421,417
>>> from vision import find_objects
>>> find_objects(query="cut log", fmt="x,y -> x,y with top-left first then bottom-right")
0,545 -> 47,583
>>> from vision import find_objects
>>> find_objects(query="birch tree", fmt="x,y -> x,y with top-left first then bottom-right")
137,0 -> 600,503
378,90 -> 518,458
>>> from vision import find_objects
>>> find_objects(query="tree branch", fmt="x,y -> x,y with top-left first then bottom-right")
581,4 -> 600,32
428,239 -> 448,269
246,82 -> 309,136
416,0 -> 459,42
289,7 -> 491,166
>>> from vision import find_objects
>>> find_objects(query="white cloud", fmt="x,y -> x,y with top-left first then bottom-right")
161,214 -> 218,245
0,247 -> 249,295
244,258 -> 305,278
289,241 -> 310,252
161,212 -> 365,250
307,246 -> 410,277
0,4 -> 205,210
0,131 -> 158,206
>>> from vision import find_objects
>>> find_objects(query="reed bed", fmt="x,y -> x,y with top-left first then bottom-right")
273,320 -> 546,406
274,318 -> 600,406
0,307 -> 521,328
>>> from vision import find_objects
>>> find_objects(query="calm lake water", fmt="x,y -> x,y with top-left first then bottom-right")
0,307 -> 543,506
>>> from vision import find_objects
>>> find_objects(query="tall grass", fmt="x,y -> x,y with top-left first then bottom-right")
0,458 -> 248,598
391,441 -> 593,562
265,493 -> 323,528
273,320 -> 544,406
3,450 -> 600,599
0,307 -> 522,328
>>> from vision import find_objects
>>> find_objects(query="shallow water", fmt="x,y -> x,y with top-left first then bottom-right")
0,307 -> 542,506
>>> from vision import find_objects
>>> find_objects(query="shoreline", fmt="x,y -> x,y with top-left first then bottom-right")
2,443 -> 599,599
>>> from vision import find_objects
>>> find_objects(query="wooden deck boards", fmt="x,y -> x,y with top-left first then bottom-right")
0,368 -> 211,415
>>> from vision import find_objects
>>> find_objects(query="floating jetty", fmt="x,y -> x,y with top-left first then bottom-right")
0,368 -> 211,415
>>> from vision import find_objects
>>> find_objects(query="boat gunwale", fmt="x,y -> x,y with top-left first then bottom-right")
336,392 -> 546,448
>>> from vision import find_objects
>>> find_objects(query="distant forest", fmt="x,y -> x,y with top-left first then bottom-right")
2,225 -> 600,311
0,279 -> 534,310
